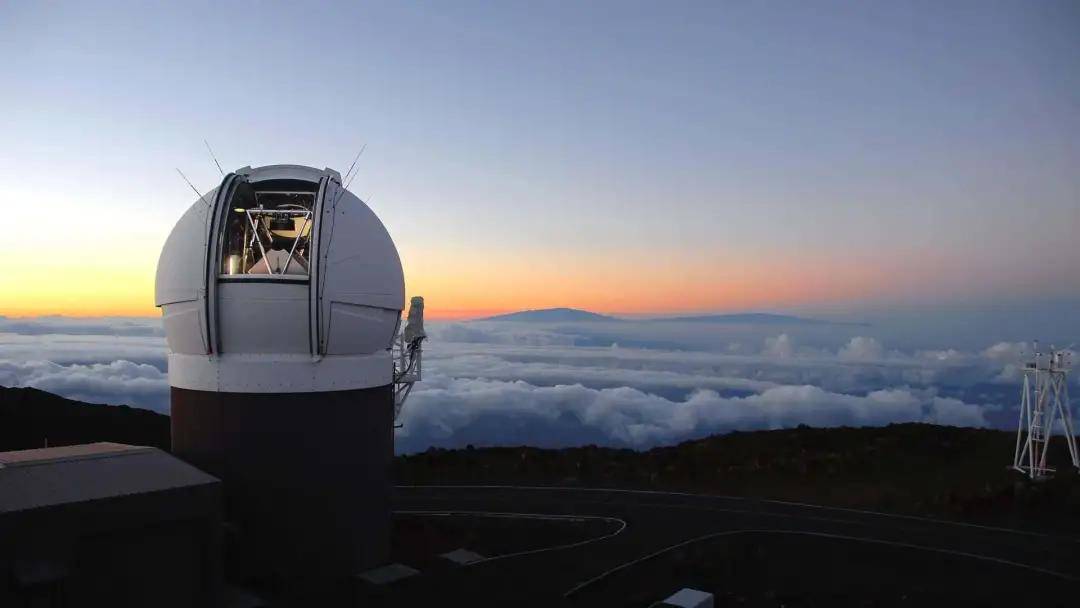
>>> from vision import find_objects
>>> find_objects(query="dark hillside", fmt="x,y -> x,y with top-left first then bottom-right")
396,424 -> 1080,531
4,386 -> 1079,531
0,386 -> 170,451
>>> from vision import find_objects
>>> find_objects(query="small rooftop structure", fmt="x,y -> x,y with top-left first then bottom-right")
439,547 -> 486,565
0,442 -> 222,608
654,587 -> 714,608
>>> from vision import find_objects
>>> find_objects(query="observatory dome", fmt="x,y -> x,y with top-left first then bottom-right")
155,164 -> 405,393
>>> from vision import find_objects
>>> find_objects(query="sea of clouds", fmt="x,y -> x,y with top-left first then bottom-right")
1,315 -> 1074,454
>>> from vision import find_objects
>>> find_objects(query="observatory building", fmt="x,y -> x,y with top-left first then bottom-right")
155,164 -> 423,578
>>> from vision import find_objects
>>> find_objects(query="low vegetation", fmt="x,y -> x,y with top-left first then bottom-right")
4,386 -> 1078,531
398,424 -> 1080,530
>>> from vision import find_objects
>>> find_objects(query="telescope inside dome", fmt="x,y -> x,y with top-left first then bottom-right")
218,182 -> 316,277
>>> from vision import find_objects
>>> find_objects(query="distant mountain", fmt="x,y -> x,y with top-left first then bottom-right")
478,308 -> 622,323
476,309 -> 861,325
648,312 -> 859,326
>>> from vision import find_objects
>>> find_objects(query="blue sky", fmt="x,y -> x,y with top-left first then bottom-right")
3,2 -> 1078,449
1,1 -> 1078,319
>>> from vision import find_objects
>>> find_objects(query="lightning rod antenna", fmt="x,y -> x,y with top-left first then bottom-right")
342,143 -> 367,189
328,144 -> 369,213
176,168 -> 210,207
204,140 -> 225,176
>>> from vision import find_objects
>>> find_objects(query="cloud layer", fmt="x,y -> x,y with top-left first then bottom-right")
395,376 -> 987,453
0,358 -> 169,411
1,316 -> 1063,453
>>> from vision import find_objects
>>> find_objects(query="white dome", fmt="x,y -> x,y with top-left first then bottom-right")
155,164 -> 405,393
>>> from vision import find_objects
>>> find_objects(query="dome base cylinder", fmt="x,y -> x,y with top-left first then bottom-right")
170,385 -> 393,577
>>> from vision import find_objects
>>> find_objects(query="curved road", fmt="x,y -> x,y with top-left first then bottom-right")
388,485 -> 1080,606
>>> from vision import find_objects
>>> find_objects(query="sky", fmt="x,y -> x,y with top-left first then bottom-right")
2,2 -> 1079,451
1,1 -> 1079,321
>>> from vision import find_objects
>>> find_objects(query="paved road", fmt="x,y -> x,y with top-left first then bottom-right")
387,485 -> 1080,606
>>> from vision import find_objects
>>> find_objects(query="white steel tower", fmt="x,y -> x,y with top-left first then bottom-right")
1012,344 -> 1079,479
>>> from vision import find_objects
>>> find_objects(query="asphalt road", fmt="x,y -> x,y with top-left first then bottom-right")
385,485 -> 1080,607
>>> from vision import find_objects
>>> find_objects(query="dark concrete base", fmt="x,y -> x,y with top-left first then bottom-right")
170,385 -> 393,577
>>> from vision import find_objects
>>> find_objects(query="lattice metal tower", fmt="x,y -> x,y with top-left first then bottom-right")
1012,343 -> 1079,479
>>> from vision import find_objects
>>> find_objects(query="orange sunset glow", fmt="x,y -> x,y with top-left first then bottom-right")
4,241 -> 975,320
